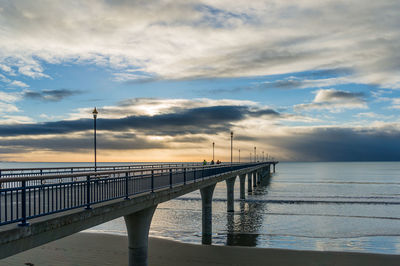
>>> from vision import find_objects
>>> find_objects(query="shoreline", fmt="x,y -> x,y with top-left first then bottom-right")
1,232 -> 400,266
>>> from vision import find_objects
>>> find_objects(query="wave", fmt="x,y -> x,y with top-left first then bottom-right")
173,197 -> 400,205
265,195 -> 400,200
244,199 -> 400,205
258,212 -> 400,221
217,232 -> 400,239
274,181 -> 400,185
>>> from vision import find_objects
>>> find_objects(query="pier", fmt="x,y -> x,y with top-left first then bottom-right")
0,161 -> 278,266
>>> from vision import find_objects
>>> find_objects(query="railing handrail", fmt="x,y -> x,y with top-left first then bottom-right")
0,161 -> 278,173
0,162 -> 203,172
0,162 -> 269,183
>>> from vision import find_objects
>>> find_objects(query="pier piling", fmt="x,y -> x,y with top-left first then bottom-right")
226,177 -> 236,212
124,205 -> 158,266
200,184 -> 216,244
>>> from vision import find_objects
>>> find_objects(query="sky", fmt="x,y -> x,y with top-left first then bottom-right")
0,0 -> 400,162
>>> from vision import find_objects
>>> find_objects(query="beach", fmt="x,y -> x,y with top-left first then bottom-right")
1,232 -> 399,266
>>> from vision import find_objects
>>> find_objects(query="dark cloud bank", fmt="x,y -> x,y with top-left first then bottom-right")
0,105 -> 279,136
268,127 -> 400,161
23,89 -> 81,102
1,105 -> 399,161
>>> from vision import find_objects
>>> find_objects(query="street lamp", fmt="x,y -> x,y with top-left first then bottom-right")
230,131 -> 233,165
213,142 -> 215,162
92,107 -> 98,171
239,149 -> 240,163
262,151 -> 265,162
254,146 -> 256,162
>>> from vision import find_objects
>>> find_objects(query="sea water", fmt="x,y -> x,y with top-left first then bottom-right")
2,162 -> 400,254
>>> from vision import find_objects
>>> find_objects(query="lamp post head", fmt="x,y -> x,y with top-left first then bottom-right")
92,107 -> 98,119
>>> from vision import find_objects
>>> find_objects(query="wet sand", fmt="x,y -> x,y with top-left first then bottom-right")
1,232 -> 399,266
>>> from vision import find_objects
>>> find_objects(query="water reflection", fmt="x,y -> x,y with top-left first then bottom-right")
225,175 -> 272,246
202,234 -> 212,245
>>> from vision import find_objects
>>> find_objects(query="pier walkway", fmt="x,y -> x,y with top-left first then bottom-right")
0,161 -> 278,266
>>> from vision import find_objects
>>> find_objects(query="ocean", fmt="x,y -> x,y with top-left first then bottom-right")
2,162 -> 400,254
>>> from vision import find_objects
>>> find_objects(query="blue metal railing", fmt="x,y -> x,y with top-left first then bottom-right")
0,162 -> 204,179
0,163 -> 269,226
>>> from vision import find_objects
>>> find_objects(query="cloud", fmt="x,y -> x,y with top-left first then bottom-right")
209,69 -> 356,94
0,91 -> 21,114
0,91 -> 20,102
0,63 -> 14,75
295,89 -> 367,112
17,63 -> 49,79
23,89 -> 81,101
69,98 -> 258,119
0,1 -> 399,89
0,73 -> 11,83
112,72 -> 155,82
259,76 -> 354,90
0,115 -> 33,124
0,133 -> 167,152
266,125 -> 400,161
354,112 -> 393,120
388,98 -> 400,109
10,80 -> 29,87
0,102 -> 19,114
0,104 -> 281,137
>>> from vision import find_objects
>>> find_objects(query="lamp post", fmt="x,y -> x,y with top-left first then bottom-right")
262,151 -> 265,162
254,146 -> 256,162
213,142 -> 215,162
230,132 -> 233,165
92,107 -> 98,171
239,149 -> 240,163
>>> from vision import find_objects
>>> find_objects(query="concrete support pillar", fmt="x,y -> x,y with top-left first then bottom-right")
252,172 -> 257,187
257,171 -> 261,184
247,172 -> 252,192
239,174 -> 246,200
273,163 -> 276,173
200,184 -> 216,244
226,176 -> 236,212
124,205 -> 158,266
262,167 -> 266,178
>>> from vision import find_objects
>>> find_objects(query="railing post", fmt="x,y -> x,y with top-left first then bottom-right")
194,169 -> 196,182
183,168 -> 186,185
151,170 -> 154,192
86,175 -> 91,210
125,172 -> 129,200
169,168 -> 173,189
18,180 -> 29,226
